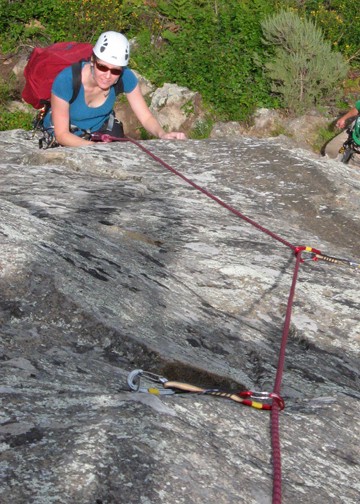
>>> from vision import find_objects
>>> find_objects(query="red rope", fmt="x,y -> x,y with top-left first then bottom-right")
271,251 -> 303,504
126,137 -> 306,504
93,135 -> 310,504
125,137 -> 297,252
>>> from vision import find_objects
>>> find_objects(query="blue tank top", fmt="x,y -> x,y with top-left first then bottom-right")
43,63 -> 138,133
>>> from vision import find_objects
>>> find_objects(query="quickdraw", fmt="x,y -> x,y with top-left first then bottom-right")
295,246 -> 359,268
313,252 -> 359,269
127,369 -> 285,411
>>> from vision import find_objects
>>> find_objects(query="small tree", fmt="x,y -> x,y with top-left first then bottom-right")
261,10 -> 349,114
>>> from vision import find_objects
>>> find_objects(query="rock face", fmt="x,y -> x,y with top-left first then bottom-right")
149,83 -> 203,131
210,108 -> 332,154
115,82 -> 204,138
0,130 -> 359,504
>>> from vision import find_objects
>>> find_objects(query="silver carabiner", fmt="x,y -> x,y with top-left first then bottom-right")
127,369 -> 175,395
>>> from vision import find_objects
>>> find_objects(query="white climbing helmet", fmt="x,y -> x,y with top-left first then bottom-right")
93,31 -> 130,66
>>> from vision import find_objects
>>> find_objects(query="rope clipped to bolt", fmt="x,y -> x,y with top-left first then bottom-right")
95,134 -> 359,504
92,134 -> 359,271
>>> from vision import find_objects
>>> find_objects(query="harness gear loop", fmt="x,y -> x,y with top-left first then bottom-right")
32,102 -> 50,135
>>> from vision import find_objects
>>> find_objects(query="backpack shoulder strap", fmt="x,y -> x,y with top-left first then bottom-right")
70,61 -> 83,104
114,75 -> 124,96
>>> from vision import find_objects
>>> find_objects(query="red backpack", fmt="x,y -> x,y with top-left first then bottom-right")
22,41 -> 94,109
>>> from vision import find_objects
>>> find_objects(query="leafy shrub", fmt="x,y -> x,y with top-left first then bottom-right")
0,76 -> 33,131
50,0 -> 132,43
133,0 -> 279,121
0,76 -> 22,104
0,0 -> 164,51
0,79 -> 13,105
298,1 -> 360,65
0,110 -> 33,131
261,10 -> 349,114
0,0 -> 60,51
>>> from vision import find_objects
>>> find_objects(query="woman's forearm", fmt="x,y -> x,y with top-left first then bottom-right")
54,130 -> 94,147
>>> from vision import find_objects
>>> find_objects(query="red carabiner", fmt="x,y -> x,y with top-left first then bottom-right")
294,245 -> 321,262
239,391 -> 285,411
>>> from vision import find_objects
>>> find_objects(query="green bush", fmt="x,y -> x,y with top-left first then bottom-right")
0,79 -> 13,105
0,76 -> 33,131
133,0 -> 279,121
0,0 -> 60,51
0,109 -> 33,131
48,0 -> 134,43
0,0 -> 124,49
0,76 -> 22,104
261,10 -> 349,114
298,1 -> 360,65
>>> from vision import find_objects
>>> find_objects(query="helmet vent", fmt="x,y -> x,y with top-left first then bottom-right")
100,34 -> 109,53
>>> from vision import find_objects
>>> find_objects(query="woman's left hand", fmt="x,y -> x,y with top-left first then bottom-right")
160,131 -> 187,140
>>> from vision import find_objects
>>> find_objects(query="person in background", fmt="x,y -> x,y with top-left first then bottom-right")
43,31 -> 186,147
324,101 -> 360,159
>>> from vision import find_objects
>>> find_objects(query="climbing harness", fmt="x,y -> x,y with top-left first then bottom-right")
30,103 -> 58,149
30,102 -> 92,149
31,113 -> 124,149
339,115 -> 360,164
127,369 -> 285,410
90,134 -> 357,504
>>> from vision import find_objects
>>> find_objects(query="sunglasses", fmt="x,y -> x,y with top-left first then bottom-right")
95,60 -> 122,75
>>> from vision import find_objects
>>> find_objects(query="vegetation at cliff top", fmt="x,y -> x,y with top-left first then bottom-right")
0,0 -> 359,128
